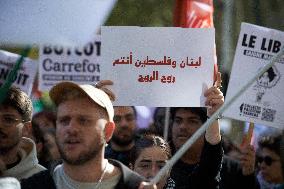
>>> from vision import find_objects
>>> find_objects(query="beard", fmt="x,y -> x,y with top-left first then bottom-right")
0,131 -> 20,155
111,133 -> 135,146
56,135 -> 105,165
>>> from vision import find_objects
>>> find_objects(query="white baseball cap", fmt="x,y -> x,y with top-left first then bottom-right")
49,81 -> 114,122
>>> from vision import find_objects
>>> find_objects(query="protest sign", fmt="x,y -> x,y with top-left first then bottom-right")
39,36 -> 101,91
0,50 -> 37,96
101,27 -> 215,106
0,0 -> 117,46
223,23 -> 284,129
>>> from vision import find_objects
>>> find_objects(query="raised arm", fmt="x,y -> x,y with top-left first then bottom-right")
204,72 -> 224,145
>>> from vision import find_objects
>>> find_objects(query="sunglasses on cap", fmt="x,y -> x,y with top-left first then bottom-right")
257,156 -> 280,166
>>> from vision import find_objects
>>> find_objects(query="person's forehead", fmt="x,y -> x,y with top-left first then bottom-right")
36,118 -> 55,129
138,146 -> 168,160
114,106 -> 134,115
0,105 -> 21,116
175,109 -> 201,119
34,116 -> 50,123
262,147 -> 279,158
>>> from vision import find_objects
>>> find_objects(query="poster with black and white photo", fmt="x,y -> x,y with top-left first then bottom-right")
223,23 -> 284,129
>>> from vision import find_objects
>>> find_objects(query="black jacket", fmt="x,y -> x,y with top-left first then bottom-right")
21,159 -> 144,189
171,140 -> 223,189
220,155 -> 260,189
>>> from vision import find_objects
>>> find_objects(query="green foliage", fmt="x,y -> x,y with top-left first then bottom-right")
105,0 -> 174,27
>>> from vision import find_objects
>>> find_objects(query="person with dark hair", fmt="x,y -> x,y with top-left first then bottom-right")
42,128 -> 61,165
32,111 -> 61,169
169,73 -> 224,189
170,72 -> 258,189
21,82 -> 155,189
31,120 -> 46,163
32,111 -> 56,131
31,121 -> 60,170
0,86 -> 46,180
148,107 -> 172,139
105,106 -> 138,166
130,134 -> 175,189
257,134 -> 284,189
170,108 -> 260,189
170,107 -> 223,189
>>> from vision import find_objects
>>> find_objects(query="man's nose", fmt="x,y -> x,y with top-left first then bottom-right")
178,122 -> 189,131
66,119 -> 79,133
119,117 -> 129,127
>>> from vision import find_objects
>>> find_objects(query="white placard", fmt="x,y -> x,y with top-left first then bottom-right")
0,50 -> 38,96
39,36 -> 101,91
0,0 -> 117,46
223,23 -> 284,129
101,27 -> 215,106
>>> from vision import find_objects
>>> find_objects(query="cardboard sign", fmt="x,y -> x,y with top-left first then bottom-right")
223,23 -> 284,129
39,36 -> 101,91
0,0 -> 117,46
0,50 -> 37,96
101,27 -> 215,106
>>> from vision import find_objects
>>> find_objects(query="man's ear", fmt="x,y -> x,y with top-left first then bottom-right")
104,122 -> 115,142
22,121 -> 33,139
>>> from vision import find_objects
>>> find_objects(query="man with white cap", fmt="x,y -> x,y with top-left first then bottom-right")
21,81 -> 155,189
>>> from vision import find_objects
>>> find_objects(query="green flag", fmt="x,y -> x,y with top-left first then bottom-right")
0,47 -> 31,104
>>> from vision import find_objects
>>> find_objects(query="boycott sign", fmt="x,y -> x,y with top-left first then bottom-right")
39,36 -> 101,91
101,27 -> 215,106
223,23 -> 284,129
0,50 -> 37,96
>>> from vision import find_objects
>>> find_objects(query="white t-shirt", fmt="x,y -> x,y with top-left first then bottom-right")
53,164 -> 121,189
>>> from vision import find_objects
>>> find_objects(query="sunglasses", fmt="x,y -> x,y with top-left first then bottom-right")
257,156 -> 280,166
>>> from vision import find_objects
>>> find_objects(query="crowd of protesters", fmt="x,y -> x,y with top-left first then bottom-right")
0,77 -> 283,189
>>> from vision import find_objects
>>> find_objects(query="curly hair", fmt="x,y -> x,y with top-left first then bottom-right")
258,134 -> 281,156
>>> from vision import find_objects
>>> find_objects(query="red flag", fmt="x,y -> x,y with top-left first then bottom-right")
174,0 -> 218,81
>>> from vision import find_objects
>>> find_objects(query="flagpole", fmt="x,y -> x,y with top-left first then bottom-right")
163,107 -> 170,141
149,46 -> 284,185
